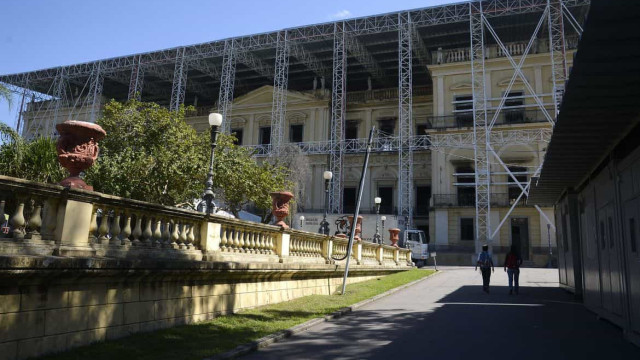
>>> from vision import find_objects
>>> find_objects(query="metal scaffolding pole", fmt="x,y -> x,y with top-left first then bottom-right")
270,30 -> 290,156
470,1 -> 491,251
398,12 -> 414,228
548,0 -> 568,116
49,68 -> 67,136
128,54 -> 144,101
88,61 -> 104,122
170,48 -> 187,112
218,39 -> 236,134
329,21 -> 347,214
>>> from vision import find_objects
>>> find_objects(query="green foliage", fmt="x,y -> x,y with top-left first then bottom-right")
85,99 -> 208,206
212,132 -> 293,218
0,83 -> 11,109
86,99 -> 292,214
0,123 -> 65,183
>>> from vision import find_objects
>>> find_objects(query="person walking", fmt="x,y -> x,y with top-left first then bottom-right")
475,244 -> 494,293
503,245 -> 523,295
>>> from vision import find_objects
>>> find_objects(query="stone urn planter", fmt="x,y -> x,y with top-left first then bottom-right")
347,215 -> 363,241
270,191 -> 294,229
388,228 -> 401,247
56,120 -> 106,191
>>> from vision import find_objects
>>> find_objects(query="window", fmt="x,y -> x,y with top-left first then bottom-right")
460,218 -> 474,241
608,217 -> 615,249
343,187 -> 356,213
416,124 -> 429,136
454,95 -> 473,127
416,186 -> 431,215
378,187 -> 393,214
455,165 -> 475,206
600,220 -> 605,249
259,126 -> 271,145
504,91 -> 525,123
289,124 -> 303,143
379,118 -> 396,137
345,121 -> 358,140
507,166 -> 528,205
231,128 -> 243,145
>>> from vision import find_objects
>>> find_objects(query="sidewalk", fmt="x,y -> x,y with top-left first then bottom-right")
243,266 -> 640,359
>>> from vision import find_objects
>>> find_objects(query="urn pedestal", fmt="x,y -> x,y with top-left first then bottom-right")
56,120 -> 106,191
270,191 -> 294,229
388,228 -> 401,247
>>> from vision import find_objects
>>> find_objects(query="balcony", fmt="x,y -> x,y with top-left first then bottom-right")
432,193 -> 529,208
426,109 -> 552,130
432,36 -> 579,65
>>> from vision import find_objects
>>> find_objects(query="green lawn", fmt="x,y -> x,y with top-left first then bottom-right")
42,269 -> 436,360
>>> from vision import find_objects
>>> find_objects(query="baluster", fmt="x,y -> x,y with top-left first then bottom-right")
259,232 -> 266,254
132,213 -> 143,246
162,218 -> 171,248
110,210 -> 122,246
153,218 -> 162,248
142,215 -> 153,247
268,234 -> 275,254
187,222 -> 196,250
97,208 -> 110,245
178,223 -> 187,250
25,199 -> 42,240
10,197 -> 26,240
170,220 -> 180,249
239,228 -> 246,252
121,212 -> 132,246
249,231 -> 256,254
233,228 -> 240,252
0,199 -> 6,238
220,225 -> 228,252
88,207 -> 98,243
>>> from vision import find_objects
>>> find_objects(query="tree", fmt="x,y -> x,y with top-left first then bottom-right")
85,99 -> 209,206
0,84 -> 11,109
212,133 -> 293,219
0,123 -> 65,183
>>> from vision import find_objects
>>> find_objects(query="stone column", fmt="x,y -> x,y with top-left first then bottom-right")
54,199 -> 95,257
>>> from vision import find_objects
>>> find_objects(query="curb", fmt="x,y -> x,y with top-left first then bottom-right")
207,269 -> 441,360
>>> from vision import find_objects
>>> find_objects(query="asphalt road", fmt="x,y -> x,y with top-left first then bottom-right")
243,266 -> 640,360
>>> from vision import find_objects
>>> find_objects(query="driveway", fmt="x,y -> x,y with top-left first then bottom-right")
243,266 -> 640,359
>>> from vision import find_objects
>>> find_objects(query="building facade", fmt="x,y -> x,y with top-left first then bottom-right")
1,0 -> 590,266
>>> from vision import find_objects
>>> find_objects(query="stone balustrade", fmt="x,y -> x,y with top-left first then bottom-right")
0,175 -> 412,266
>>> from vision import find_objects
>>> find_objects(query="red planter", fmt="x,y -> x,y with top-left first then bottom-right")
270,191 -> 294,229
388,228 -> 401,247
347,215 -> 363,241
56,120 -> 106,191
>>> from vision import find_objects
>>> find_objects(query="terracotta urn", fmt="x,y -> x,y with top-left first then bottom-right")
270,191 -> 294,229
56,120 -> 106,191
347,215 -> 364,241
388,228 -> 401,247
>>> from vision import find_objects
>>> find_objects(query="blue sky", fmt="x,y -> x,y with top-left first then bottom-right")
0,0 -> 458,129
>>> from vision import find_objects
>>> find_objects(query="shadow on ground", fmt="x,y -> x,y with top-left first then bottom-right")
249,285 -> 640,360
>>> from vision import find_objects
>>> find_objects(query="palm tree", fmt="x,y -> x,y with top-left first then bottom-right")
0,83 -> 12,109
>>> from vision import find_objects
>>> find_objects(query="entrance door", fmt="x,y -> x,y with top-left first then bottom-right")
511,218 -> 530,260
378,187 -> 393,214
623,198 -> 640,332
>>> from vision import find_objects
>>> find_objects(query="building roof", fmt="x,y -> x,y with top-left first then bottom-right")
528,0 -> 640,205
0,0 -> 589,107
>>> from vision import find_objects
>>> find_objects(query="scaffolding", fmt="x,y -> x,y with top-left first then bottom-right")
0,0 -> 589,229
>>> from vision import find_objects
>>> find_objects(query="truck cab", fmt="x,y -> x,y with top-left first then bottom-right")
401,229 -> 434,268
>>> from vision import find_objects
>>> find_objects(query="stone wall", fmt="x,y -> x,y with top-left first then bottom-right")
0,256 -> 401,360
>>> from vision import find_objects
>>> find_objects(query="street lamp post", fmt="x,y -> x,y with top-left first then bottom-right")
201,113 -> 223,214
373,197 -> 382,244
380,216 -> 386,244
319,171 -> 333,235
299,215 -> 305,229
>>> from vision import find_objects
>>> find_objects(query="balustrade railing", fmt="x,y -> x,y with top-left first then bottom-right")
0,175 -> 413,267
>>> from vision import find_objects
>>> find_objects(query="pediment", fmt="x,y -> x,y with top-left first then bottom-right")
497,76 -> 530,87
450,82 -> 473,91
233,85 -> 320,106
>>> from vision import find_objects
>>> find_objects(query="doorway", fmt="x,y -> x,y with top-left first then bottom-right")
378,186 -> 393,214
511,218 -> 530,260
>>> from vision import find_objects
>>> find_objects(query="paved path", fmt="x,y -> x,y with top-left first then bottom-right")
244,266 -> 640,360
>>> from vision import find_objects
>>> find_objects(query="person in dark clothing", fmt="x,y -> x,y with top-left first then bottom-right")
503,245 -> 523,295
475,244 -> 494,293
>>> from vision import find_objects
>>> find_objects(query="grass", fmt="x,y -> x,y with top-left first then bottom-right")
42,269 -> 436,360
